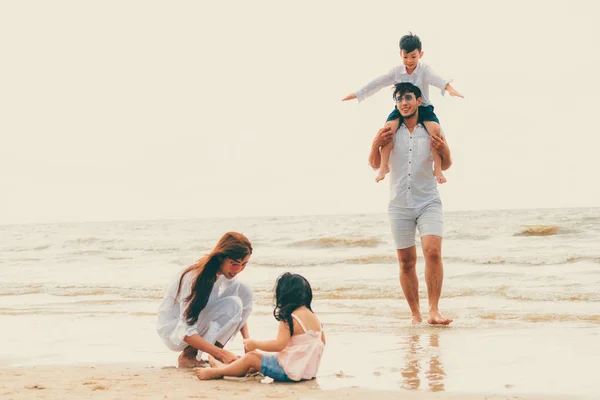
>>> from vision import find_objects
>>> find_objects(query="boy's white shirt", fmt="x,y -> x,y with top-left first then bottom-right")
355,62 -> 451,107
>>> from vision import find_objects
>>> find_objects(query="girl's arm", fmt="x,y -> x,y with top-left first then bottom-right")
244,321 -> 291,352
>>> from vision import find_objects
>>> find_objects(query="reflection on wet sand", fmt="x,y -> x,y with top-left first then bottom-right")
400,331 -> 445,392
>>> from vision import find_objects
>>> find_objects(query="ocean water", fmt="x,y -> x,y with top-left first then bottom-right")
1,207 -> 599,397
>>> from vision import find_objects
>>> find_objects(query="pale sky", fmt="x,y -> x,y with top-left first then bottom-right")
1,0 -> 599,224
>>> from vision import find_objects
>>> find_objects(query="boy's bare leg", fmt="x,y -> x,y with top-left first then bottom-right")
376,119 -> 399,182
195,352 -> 262,380
423,121 -> 446,184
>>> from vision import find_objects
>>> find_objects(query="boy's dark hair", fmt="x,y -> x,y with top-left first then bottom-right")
393,82 -> 422,100
273,272 -> 313,336
399,32 -> 422,53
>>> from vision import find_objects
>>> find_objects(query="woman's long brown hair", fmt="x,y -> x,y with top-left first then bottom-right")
175,232 -> 252,325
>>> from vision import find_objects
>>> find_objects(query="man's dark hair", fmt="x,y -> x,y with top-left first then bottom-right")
393,82 -> 422,100
399,32 -> 422,53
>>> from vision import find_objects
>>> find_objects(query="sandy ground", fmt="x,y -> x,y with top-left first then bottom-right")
0,365 -> 577,400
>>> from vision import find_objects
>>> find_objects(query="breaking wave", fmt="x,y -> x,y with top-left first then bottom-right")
288,237 -> 383,248
515,225 -> 560,236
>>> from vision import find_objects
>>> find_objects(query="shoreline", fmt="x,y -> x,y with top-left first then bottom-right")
0,365 -> 581,400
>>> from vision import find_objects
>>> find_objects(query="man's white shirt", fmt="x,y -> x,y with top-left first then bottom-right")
388,123 -> 440,209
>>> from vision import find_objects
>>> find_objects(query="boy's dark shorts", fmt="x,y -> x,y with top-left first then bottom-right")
386,105 -> 440,124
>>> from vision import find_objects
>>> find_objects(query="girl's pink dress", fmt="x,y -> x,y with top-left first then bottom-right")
276,313 -> 325,381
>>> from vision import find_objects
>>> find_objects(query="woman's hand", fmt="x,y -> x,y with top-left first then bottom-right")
217,349 -> 239,364
243,338 -> 258,352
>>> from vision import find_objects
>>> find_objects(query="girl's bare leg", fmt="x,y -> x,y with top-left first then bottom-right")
376,119 -> 399,182
195,351 -> 262,380
423,121 -> 446,184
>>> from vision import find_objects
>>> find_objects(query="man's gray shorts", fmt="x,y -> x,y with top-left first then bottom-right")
388,198 -> 444,250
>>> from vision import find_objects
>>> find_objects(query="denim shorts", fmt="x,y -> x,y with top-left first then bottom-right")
386,105 -> 440,124
261,354 -> 293,382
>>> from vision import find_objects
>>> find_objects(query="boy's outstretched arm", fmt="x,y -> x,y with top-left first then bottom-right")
445,83 -> 464,98
343,69 -> 396,103
424,64 -> 464,98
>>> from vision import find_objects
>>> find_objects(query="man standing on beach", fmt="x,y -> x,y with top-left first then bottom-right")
369,82 -> 453,325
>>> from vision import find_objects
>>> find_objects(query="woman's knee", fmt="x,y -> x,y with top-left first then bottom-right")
235,282 -> 253,307
220,296 -> 244,317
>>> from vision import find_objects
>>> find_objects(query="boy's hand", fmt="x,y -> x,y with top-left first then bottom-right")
342,93 -> 357,101
445,84 -> 464,98
243,338 -> 257,352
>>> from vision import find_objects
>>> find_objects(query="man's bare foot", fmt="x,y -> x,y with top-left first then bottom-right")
435,170 -> 446,184
428,311 -> 453,325
195,368 -> 223,380
412,314 -> 423,324
376,165 -> 390,182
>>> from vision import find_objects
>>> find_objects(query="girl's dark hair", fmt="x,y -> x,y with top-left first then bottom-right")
175,232 -> 252,325
273,272 -> 313,335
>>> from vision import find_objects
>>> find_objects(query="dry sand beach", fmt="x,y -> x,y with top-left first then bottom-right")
0,365 -> 577,400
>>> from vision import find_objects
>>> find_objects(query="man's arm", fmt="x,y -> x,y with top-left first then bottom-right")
430,134 -> 452,170
369,127 -> 394,169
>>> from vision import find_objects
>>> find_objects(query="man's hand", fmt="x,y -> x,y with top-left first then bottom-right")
342,93 -> 357,101
373,126 -> 394,148
430,134 -> 452,170
430,134 -> 448,155
243,338 -> 258,352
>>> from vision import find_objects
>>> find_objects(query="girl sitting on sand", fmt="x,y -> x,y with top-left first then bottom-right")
195,272 -> 326,382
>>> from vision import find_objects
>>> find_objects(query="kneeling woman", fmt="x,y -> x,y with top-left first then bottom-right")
157,232 -> 253,367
